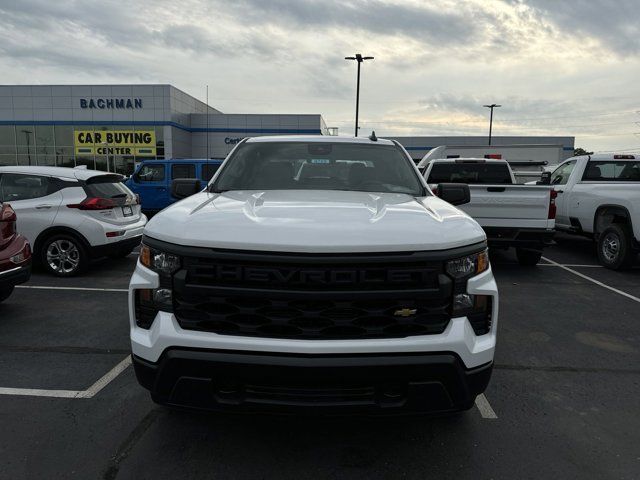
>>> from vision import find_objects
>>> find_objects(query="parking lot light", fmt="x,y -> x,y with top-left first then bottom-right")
345,54 -> 374,136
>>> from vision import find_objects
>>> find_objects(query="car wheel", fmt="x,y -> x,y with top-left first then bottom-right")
516,248 -> 543,266
597,224 -> 636,270
41,234 -> 88,277
0,286 -> 14,303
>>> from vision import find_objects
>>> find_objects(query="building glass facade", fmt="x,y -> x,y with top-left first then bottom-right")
0,124 -> 164,175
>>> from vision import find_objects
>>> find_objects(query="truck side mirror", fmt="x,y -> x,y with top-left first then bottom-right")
537,171 -> 551,185
437,183 -> 470,206
171,178 -> 202,199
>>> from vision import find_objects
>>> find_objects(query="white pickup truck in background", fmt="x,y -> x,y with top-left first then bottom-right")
423,158 -> 556,265
548,153 -> 640,269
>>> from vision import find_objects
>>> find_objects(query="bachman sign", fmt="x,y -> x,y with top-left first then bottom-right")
74,130 -> 156,156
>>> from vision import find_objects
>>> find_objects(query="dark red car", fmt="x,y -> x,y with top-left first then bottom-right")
0,203 -> 31,303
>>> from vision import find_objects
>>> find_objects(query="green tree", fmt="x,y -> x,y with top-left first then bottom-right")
574,147 -> 593,156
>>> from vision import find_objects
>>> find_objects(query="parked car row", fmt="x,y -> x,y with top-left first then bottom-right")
0,166 -> 146,282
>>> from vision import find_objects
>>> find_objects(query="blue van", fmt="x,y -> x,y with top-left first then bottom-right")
126,159 -> 224,214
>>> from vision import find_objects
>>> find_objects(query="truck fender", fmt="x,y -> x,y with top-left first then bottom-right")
593,205 -> 633,241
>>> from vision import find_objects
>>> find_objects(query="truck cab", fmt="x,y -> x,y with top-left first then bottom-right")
126,159 -> 224,215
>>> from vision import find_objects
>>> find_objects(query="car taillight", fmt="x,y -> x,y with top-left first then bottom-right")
67,197 -> 116,210
0,204 -> 17,237
548,189 -> 558,219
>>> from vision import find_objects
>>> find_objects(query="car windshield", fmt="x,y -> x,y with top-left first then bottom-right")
211,141 -> 425,196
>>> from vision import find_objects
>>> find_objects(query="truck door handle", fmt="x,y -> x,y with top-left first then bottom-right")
35,204 -> 53,209
486,187 -> 506,192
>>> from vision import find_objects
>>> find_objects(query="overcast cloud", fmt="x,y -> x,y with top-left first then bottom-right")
1,0 -> 639,151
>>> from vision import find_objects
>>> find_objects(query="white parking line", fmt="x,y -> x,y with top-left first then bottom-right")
0,356 -> 131,398
541,256 -> 640,303
16,285 -> 127,293
475,393 -> 498,419
539,263 -> 603,268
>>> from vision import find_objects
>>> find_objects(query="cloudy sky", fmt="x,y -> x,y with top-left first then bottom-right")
1,0 -> 639,151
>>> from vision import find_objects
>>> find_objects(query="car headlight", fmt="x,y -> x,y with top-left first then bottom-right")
445,249 -> 489,279
139,244 -> 181,275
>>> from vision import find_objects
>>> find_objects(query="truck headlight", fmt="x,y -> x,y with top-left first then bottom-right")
446,249 -> 489,279
446,249 -> 492,335
139,244 -> 181,275
136,244 -> 180,328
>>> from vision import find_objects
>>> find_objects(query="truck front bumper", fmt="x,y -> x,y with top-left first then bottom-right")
133,349 -> 492,414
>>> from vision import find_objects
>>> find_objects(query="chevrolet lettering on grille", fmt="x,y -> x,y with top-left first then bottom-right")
199,264 -> 435,287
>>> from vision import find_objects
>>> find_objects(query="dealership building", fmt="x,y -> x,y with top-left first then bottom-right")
0,84 -> 574,175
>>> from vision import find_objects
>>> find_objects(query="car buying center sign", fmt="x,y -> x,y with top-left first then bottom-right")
74,130 -> 156,156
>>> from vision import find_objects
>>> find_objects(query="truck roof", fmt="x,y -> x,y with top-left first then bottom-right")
571,153 -> 638,162
245,135 -> 396,146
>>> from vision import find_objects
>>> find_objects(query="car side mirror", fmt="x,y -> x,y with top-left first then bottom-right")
171,178 -> 202,199
536,171 -> 552,185
437,183 -> 470,206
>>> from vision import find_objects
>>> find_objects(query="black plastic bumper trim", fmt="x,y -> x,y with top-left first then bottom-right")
90,235 -> 142,258
132,349 -> 492,414
0,261 -> 31,288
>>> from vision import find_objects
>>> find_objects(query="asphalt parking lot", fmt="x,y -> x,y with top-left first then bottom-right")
1,233 -> 639,480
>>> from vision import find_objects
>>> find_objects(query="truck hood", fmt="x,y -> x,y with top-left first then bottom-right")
145,190 -> 486,253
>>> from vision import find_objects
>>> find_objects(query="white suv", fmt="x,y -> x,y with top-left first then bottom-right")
0,166 -> 147,276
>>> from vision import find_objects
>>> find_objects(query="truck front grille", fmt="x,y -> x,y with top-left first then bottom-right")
171,250 -> 453,340
173,294 -> 451,339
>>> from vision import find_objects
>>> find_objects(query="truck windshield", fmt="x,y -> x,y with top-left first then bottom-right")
211,142 -> 425,196
428,163 -> 513,184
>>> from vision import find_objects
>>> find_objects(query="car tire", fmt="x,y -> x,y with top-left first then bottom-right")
108,247 -> 135,259
516,248 -> 543,266
597,224 -> 636,270
0,286 -> 14,303
40,233 -> 88,277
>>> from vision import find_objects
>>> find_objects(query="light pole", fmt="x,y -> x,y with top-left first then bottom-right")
345,53 -> 374,136
21,129 -> 33,165
483,104 -> 501,146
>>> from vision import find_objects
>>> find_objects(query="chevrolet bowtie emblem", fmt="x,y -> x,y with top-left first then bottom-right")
394,308 -> 417,317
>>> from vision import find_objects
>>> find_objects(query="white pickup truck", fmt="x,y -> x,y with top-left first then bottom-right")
423,158 -> 556,265
549,153 -> 640,269
129,135 -> 498,415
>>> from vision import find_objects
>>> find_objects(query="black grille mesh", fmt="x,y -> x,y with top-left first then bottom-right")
173,252 -> 451,340
174,294 -> 450,339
